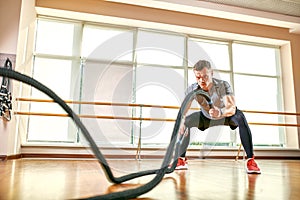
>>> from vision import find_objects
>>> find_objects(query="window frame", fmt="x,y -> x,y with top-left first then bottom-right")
25,16 -> 289,148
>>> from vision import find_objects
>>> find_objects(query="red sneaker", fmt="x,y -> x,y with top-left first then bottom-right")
175,157 -> 188,170
246,158 -> 261,174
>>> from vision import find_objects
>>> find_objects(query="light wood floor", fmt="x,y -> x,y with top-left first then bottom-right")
1,158 -> 300,200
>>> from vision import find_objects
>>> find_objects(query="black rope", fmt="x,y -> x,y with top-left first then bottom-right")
0,67 -> 211,199
0,58 -> 13,120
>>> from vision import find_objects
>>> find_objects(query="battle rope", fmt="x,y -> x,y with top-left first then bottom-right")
0,67 -> 212,199
0,58 -> 13,121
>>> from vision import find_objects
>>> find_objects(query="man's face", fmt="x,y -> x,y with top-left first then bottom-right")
194,67 -> 213,91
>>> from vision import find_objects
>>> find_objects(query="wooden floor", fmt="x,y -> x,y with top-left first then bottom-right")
1,158 -> 300,200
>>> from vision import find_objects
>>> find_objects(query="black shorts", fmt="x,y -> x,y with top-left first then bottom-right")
184,110 -> 238,131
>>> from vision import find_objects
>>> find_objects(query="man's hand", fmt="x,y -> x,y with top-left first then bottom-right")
179,124 -> 186,135
209,106 -> 222,118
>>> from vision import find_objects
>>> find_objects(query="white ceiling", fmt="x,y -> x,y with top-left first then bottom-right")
202,0 -> 300,17
106,0 -> 300,33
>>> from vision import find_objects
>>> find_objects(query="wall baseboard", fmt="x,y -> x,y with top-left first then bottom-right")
1,146 -> 300,160
0,154 -> 22,161
1,153 -> 300,160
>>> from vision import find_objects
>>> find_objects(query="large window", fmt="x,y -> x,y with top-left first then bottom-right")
79,25 -> 134,145
28,19 -> 81,142
26,18 -> 285,147
232,43 -> 283,146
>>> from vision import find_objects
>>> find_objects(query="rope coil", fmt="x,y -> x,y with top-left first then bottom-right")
0,58 -> 12,121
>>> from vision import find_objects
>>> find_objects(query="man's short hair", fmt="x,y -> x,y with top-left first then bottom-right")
193,60 -> 211,71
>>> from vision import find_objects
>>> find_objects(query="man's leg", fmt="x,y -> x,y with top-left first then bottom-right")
175,111 -> 201,170
229,109 -> 254,158
229,109 -> 261,174
179,127 -> 190,158
179,111 -> 202,157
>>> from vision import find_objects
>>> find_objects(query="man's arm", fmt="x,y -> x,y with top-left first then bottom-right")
209,95 -> 236,118
220,95 -> 236,117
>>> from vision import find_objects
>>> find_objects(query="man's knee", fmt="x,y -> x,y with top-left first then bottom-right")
234,109 -> 246,121
184,112 -> 200,128
230,109 -> 248,127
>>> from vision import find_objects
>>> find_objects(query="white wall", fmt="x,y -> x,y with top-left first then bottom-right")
0,0 -> 21,54
0,0 -> 22,156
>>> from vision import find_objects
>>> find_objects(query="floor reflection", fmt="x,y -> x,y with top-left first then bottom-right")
246,174 -> 259,200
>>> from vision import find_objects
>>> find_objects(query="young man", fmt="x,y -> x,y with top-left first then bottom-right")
176,60 -> 261,174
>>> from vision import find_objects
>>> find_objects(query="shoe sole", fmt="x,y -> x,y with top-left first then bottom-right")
246,170 -> 261,174
175,165 -> 188,170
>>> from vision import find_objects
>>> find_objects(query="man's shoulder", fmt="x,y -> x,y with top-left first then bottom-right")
213,78 -> 231,87
212,78 -> 233,95
213,78 -> 227,84
188,83 -> 198,90
185,83 -> 198,94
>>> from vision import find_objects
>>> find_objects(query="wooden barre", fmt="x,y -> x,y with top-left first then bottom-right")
13,111 -> 300,127
15,97 -> 300,116
241,110 -> 300,116
248,122 -> 300,127
14,111 -> 176,122
15,97 -> 195,110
